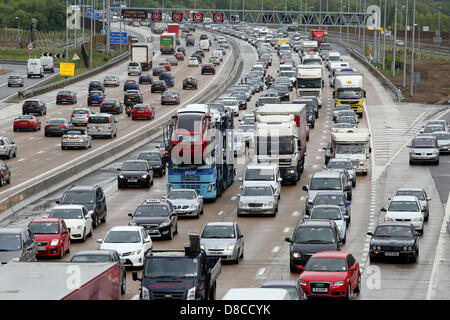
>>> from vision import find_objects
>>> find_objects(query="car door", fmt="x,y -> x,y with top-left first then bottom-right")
346,254 -> 359,289
96,188 -> 106,219
0,161 -> 8,182
82,207 -> 92,234
24,229 -> 37,261
235,224 -> 244,255
196,191 -> 203,212
141,228 -> 152,253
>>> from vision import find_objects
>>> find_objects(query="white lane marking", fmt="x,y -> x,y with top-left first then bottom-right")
17,158 -> 25,162
272,246 -> 280,253
256,268 -> 266,276
230,196 -> 237,201
283,227 -> 290,233
292,211 -> 300,216
37,151 -> 44,154
300,196 -> 305,201
315,156 -> 321,160
218,211 -> 223,216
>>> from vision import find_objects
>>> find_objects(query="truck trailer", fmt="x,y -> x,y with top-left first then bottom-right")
131,44 -> 153,71
160,33 -> 176,54
0,262 -> 121,300
167,24 -> 180,38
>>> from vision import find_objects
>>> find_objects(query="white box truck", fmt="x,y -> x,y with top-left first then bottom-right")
200,39 -> 210,51
131,44 -> 153,71
296,65 -> 324,107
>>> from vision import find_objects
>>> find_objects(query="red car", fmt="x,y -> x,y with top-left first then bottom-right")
29,218 -> 71,258
297,251 -> 361,299
159,62 -> 171,71
13,115 -> 41,132
131,104 -> 155,120
175,53 -> 185,61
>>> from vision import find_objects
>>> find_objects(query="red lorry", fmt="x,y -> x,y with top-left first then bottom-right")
0,262 -> 121,300
167,24 -> 180,38
311,30 -> 326,47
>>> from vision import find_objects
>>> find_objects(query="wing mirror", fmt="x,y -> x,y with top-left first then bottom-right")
380,207 -> 387,212
302,186 -> 308,191
96,239 -> 103,244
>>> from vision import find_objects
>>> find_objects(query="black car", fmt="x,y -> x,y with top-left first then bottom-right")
368,222 -> 420,263
56,90 -> 77,104
0,226 -> 37,264
128,199 -> 178,240
139,73 -> 153,84
186,35 -> 195,46
256,95 -> 281,108
22,99 -> 47,116
88,80 -> 104,93
117,160 -> 153,188
176,46 -> 186,55
230,92 -> 247,110
152,65 -> 164,76
44,118 -> 71,137
124,80 -> 139,91
124,90 -> 143,107
56,185 -> 107,228
138,151 -> 166,177
275,77 -> 293,91
285,219 -> 343,272
183,76 -> 198,89
151,80 -> 167,93
201,63 -> 215,75
100,98 -> 123,114
293,99 -> 315,128
268,84 -> 290,101
70,250 -> 127,294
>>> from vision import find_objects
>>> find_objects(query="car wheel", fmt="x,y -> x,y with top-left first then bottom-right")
81,229 -> 87,242
121,273 -> 126,295
0,177 -> 4,187
290,264 -> 298,273
101,212 -> 107,223
354,276 -> 361,293
352,180 -> 356,187
409,159 -> 414,165
59,245 -> 64,259
67,241 -> 71,253
232,252 -> 239,264
92,215 -> 98,228
167,226 -> 173,240
6,175 -> 11,184
346,283 -> 352,300
174,222 -> 178,234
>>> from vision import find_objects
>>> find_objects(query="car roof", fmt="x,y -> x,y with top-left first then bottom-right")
52,204 -> 85,210
205,222 -> 235,227
30,218 -> 61,223
73,250 -> 115,256
315,191 -> 346,197
311,204 -> 342,210
391,195 -> 419,201
246,163 -> 278,169
261,280 -> 298,288
108,226 -> 143,231
66,185 -> 96,192
376,221 -> 415,228
396,188 -> 425,192
299,219 -> 335,227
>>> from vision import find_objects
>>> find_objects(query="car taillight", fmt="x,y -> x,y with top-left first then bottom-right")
45,125 -> 50,128
60,126 -> 66,128
71,113 -> 74,117
57,95 -> 61,98
68,95 -> 72,98
77,136 -> 83,139
62,136 -> 67,139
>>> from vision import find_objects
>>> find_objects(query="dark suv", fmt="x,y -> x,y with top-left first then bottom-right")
0,227 -> 37,264
285,219 -> 344,272
128,199 -> 178,240
22,99 -> 47,116
56,185 -> 107,228
88,80 -> 104,93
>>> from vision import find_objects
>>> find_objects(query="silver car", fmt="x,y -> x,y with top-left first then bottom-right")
61,128 -> 92,150
431,131 -> 450,154
200,222 -> 244,264
87,113 -> 118,139
164,189 -> 203,218
395,188 -> 431,221
333,105 -> 353,121
103,75 -> 120,87
161,90 -> 180,105
408,135 -> 439,165
426,120 -> 449,131
326,158 -> 357,187
0,137 -> 17,159
237,184 -> 279,217
70,108 -> 90,126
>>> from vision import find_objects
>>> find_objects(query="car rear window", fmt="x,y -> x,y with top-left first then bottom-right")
24,101 -> 39,106
89,116 -> 109,124
90,91 -> 102,96
129,62 -> 140,66
48,120 -> 65,125
74,109 -> 89,114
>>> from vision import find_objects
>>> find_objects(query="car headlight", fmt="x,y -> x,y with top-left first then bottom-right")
403,246 -> 408,251
159,221 -> 171,228
359,161 -> 365,166
408,246 -> 413,251
265,201 -> 274,207
333,281 -> 346,287
337,225 -> 342,231
413,217 -> 422,222
186,287 -> 196,300
141,174 -> 148,179
377,246 -> 382,250
189,203 -> 198,209
227,244 -> 235,251
142,286 -> 150,300
239,201 -> 247,207
50,239 -> 59,246
384,217 -> 394,222
293,252 -> 301,258
119,175 -> 125,179
298,279 -> 307,286
200,244 -> 206,250
76,225 -> 83,230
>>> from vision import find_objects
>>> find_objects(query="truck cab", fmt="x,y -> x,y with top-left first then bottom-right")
296,65 -> 324,108
333,72 -> 366,117
132,233 -> 221,300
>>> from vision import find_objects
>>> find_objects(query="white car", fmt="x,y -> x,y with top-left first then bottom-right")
97,226 -> 152,268
188,57 -> 199,67
103,75 -> 120,87
234,132 -> 246,157
222,98 -> 239,116
48,205 -> 92,242
382,195 -> 424,234
127,62 -> 142,75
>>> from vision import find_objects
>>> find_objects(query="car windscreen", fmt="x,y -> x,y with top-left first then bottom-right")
310,177 -> 342,191
139,152 -> 161,161
89,91 -> 102,96
49,209 -> 83,219
294,227 -> 336,243
242,186 -> 273,196
58,91 -> 71,95
411,138 -> 436,148
65,130 -> 85,135
134,205 -> 169,217
60,191 -> 94,204
121,162 -> 148,171
71,255 -> 111,262
297,78 -> 321,88
328,56 -> 341,61
129,62 -> 140,67
305,258 -> 347,271
280,71 -> 295,78
74,109 -> 89,114
388,201 -> 419,212
313,195 -> 346,206
310,207 -> 343,220
433,133 -> 450,141
168,190 -> 196,199
336,144 -> 364,154
207,104 -> 225,113
104,231 -> 141,243
177,113 -> 203,131
423,126 -> 444,133
24,101 -> 40,106
144,257 -> 198,278
0,234 -> 22,251
201,225 -> 235,239
337,88 -> 362,99
396,191 -> 425,201
374,225 -> 414,237
244,168 -> 274,181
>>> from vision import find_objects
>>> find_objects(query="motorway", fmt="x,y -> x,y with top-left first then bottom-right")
0,24 -> 450,301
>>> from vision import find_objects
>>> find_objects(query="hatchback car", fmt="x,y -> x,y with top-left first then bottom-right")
151,80 -> 166,93
128,199 -> 177,240
0,227 -> 37,264
138,150 -> 165,176
56,90 -> 77,104
48,205 -> 92,242
97,226 -> 152,268
88,80 -> 104,93
188,57 -> 199,67
237,185 -> 279,217
298,251 -> 361,299
22,99 -> 46,116
174,52 -> 185,61
201,63 -> 215,74
138,73 -> 153,84
124,90 -> 143,107
44,118 -> 71,137
124,79 -> 139,91
101,98 -> 123,114
200,222 -> 244,264
13,115 -> 41,132
183,76 -> 198,89
381,195 -> 424,234
167,56 -> 178,66
0,136 -> 17,159
117,160 -> 153,188
87,90 -> 104,106
152,65 -> 165,76
159,72 -> 175,87
103,75 -> 120,87
161,90 -> 180,105
87,113 -> 118,139
408,135 -> 439,165
61,128 -> 92,150
7,75 -> 23,87
164,189 -> 203,218
306,205 -> 347,242
130,104 -> 154,120
29,218 -> 70,259
70,108 -> 90,126
128,61 -> 142,75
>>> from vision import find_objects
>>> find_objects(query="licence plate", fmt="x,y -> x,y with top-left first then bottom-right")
37,247 -> 46,251
385,252 -> 399,257
52,126 -> 59,128
312,288 -> 328,293
21,122 -> 28,124
138,111 -> 144,113
95,126 -> 99,130
128,179 -> 138,182
69,137 -> 77,140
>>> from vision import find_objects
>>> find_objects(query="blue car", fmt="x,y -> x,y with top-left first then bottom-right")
308,191 -> 351,226
159,72 -> 174,87
124,80 -> 139,91
87,90 -> 104,106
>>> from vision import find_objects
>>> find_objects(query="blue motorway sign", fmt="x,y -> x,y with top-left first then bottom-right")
86,12 -> 101,20
110,32 -> 128,44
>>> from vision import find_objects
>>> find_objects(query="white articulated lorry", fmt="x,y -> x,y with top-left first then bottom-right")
296,65 -> 324,108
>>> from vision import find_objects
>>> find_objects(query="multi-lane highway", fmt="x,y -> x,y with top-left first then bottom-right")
0,22 -> 449,301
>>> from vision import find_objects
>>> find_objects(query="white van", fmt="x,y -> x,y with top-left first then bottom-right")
199,39 -> 210,51
27,59 -> 44,78
40,56 -> 54,73
222,288 -> 292,300
212,49 -> 223,61
239,163 -> 282,197
127,61 -> 142,76
87,113 -> 118,139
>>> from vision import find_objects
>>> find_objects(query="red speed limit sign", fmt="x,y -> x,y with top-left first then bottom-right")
26,43 -> 35,51
193,12 -> 203,22
172,12 -> 182,22
213,13 -> 224,23
152,12 -> 162,21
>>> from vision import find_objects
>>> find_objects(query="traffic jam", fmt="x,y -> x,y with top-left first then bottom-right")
0,19 -> 446,302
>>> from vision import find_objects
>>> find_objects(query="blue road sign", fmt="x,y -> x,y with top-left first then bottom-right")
86,12 -> 100,20
110,32 -> 128,44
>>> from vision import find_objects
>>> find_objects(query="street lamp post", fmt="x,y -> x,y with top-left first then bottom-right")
66,0 -> 69,62
382,0 -> 386,69
402,0 -> 408,88
347,0 -> 349,42
340,1 -> 343,40
15,17 -> 20,46
410,0 -> 416,97
393,0 -> 398,77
